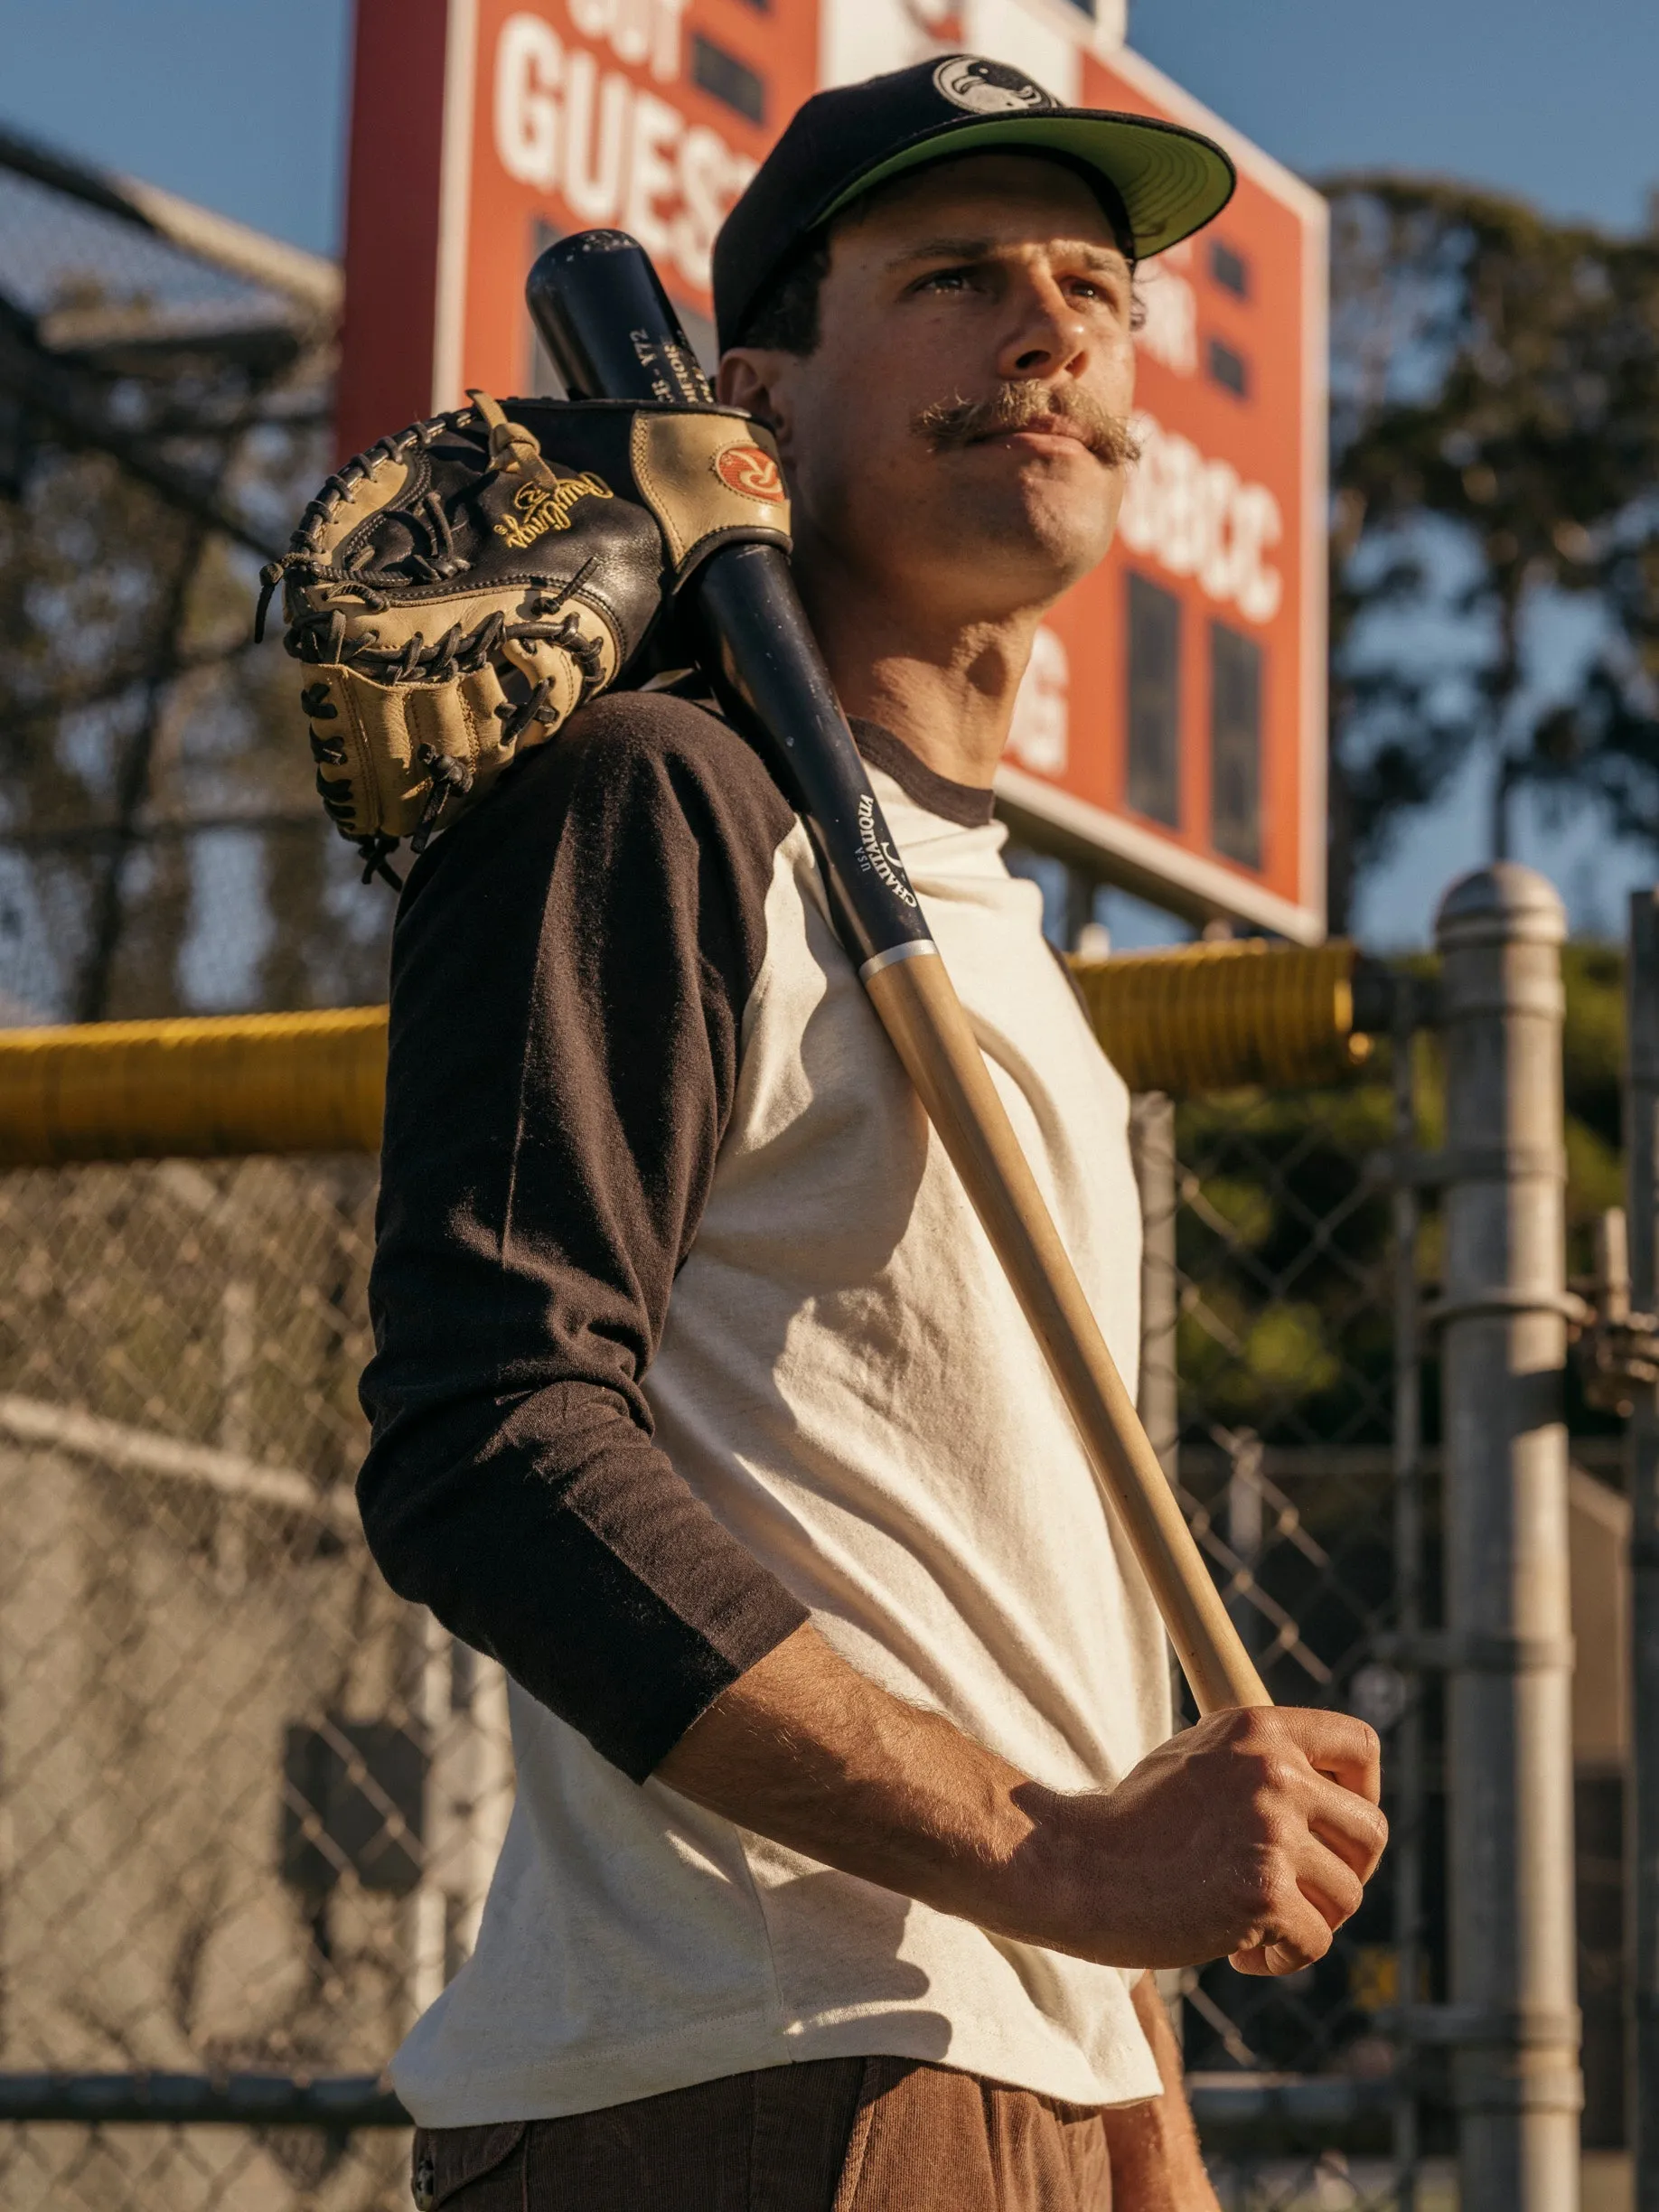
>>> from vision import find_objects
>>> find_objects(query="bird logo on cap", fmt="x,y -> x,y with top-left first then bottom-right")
932,57 -> 1058,116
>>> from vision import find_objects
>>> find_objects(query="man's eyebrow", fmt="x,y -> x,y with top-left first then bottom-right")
886,235 -> 1129,274
886,235 -> 993,267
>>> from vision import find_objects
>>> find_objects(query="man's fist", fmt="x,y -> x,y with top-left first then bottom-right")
1019,1707 -> 1387,1975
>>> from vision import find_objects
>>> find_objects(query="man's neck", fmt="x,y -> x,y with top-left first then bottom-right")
792,543 -> 1045,791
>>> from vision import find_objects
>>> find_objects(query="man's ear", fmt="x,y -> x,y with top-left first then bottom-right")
717,349 -> 796,463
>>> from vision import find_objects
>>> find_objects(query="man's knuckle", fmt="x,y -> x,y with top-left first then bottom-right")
1239,1788 -> 1277,1843
1329,1712 -> 1380,1772
1326,1861 -> 1362,1914
1214,1707 -> 1264,1752
1243,1756 -> 1298,1814
1238,1852 -> 1283,1919
1343,1804 -> 1388,1864
1209,1712 -> 1253,1760
1270,1866 -> 1307,1919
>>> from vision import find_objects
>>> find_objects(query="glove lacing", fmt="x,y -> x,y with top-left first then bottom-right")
258,396 -> 607,886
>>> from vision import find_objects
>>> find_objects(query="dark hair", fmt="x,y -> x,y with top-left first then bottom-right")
732,233 -> 834,354
727,158 -> 1138,359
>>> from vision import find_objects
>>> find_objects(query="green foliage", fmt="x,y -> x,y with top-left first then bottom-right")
1561,941 -> 1624,1148
1176,944 -> 1630,1443
1326,177 -> 1659,928
1561,940 -> 1626,1274
1176,1070 -> 1396,1445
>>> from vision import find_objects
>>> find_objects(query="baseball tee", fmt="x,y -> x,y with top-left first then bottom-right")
358,688 -> 1171,2126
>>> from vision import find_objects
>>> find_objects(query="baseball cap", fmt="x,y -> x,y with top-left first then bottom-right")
712,54 -> 1237,352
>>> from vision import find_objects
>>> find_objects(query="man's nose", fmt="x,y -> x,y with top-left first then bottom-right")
995,272 -> 1090,382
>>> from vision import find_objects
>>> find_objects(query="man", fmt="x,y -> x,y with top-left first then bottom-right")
360,54 -> 1385,2212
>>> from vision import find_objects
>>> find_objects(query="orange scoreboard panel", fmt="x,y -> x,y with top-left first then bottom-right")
339,2 -> 1326,940
338,0 -> 812,450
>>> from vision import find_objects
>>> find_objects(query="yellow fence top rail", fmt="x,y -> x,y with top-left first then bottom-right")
1071,937 -> 1369,1097
0,941 -> 1369,1166
0,1007 -> 389,1166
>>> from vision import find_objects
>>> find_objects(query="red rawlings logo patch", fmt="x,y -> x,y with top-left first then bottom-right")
713,443 -> 784,503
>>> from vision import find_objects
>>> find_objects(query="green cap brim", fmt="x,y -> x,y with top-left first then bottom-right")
820,109 -> 1237,261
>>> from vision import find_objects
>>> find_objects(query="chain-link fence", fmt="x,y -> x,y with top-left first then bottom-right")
1158,1027 -> 1439,2210
0,1018 -> 1460,2212
0,1158 -> 510,2211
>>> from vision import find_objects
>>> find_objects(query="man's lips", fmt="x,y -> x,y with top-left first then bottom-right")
970,417 -> 1098,454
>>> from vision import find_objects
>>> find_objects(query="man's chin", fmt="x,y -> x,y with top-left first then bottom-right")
935,485 -> 1119,595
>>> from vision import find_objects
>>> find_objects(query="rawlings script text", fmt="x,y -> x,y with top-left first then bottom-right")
493,472 -> 613,551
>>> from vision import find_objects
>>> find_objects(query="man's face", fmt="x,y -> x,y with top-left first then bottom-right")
719,154 -> 1139,620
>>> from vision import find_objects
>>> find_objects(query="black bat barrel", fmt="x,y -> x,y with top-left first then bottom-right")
527,230 -> 714,408
525,231 -> 935,974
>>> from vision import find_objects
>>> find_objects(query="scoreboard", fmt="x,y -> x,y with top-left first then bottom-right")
339,0 -> 1326,940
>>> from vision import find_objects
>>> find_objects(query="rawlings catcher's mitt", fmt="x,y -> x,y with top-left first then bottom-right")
258,394 -> 790,885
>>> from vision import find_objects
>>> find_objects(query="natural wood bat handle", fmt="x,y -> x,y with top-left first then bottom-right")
864,946 -> 1272,1716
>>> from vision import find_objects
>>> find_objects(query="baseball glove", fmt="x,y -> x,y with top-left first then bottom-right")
258,393 -> 790,886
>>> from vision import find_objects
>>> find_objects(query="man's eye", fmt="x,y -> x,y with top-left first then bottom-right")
915,267 -> 977,294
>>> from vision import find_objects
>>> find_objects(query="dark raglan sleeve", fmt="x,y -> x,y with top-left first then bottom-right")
356,689 -> 810,1783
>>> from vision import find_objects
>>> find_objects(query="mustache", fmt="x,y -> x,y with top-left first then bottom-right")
912,383 -> 1140,466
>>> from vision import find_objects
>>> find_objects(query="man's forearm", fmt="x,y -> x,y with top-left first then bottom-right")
656,1621 -> 1045,1938
655,1619 -> 1387,1973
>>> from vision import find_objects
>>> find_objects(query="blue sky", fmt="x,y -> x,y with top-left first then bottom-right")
3,0 -> 1656,944
1131,0 -> 1659,238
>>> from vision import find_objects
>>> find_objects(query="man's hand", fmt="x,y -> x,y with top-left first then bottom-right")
656,1624 -> 1385,1974
1020,1705 -> 1387,1975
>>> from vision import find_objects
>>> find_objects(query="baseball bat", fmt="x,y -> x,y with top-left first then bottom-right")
528,230 -> 1270,1716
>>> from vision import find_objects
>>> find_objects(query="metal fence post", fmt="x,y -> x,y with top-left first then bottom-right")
1625,890 -> 1659,2210
1435,864 -> 1581,2211
1391,969 -> 1425,2212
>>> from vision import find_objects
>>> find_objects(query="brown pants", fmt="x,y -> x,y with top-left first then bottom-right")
412,2057 -> 1113,2211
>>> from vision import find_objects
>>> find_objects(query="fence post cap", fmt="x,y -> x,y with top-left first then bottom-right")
1435,863 -> 1566,950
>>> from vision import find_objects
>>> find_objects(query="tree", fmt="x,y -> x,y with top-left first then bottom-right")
0,136 -> 389,1025
1325,176 -> 1659,932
